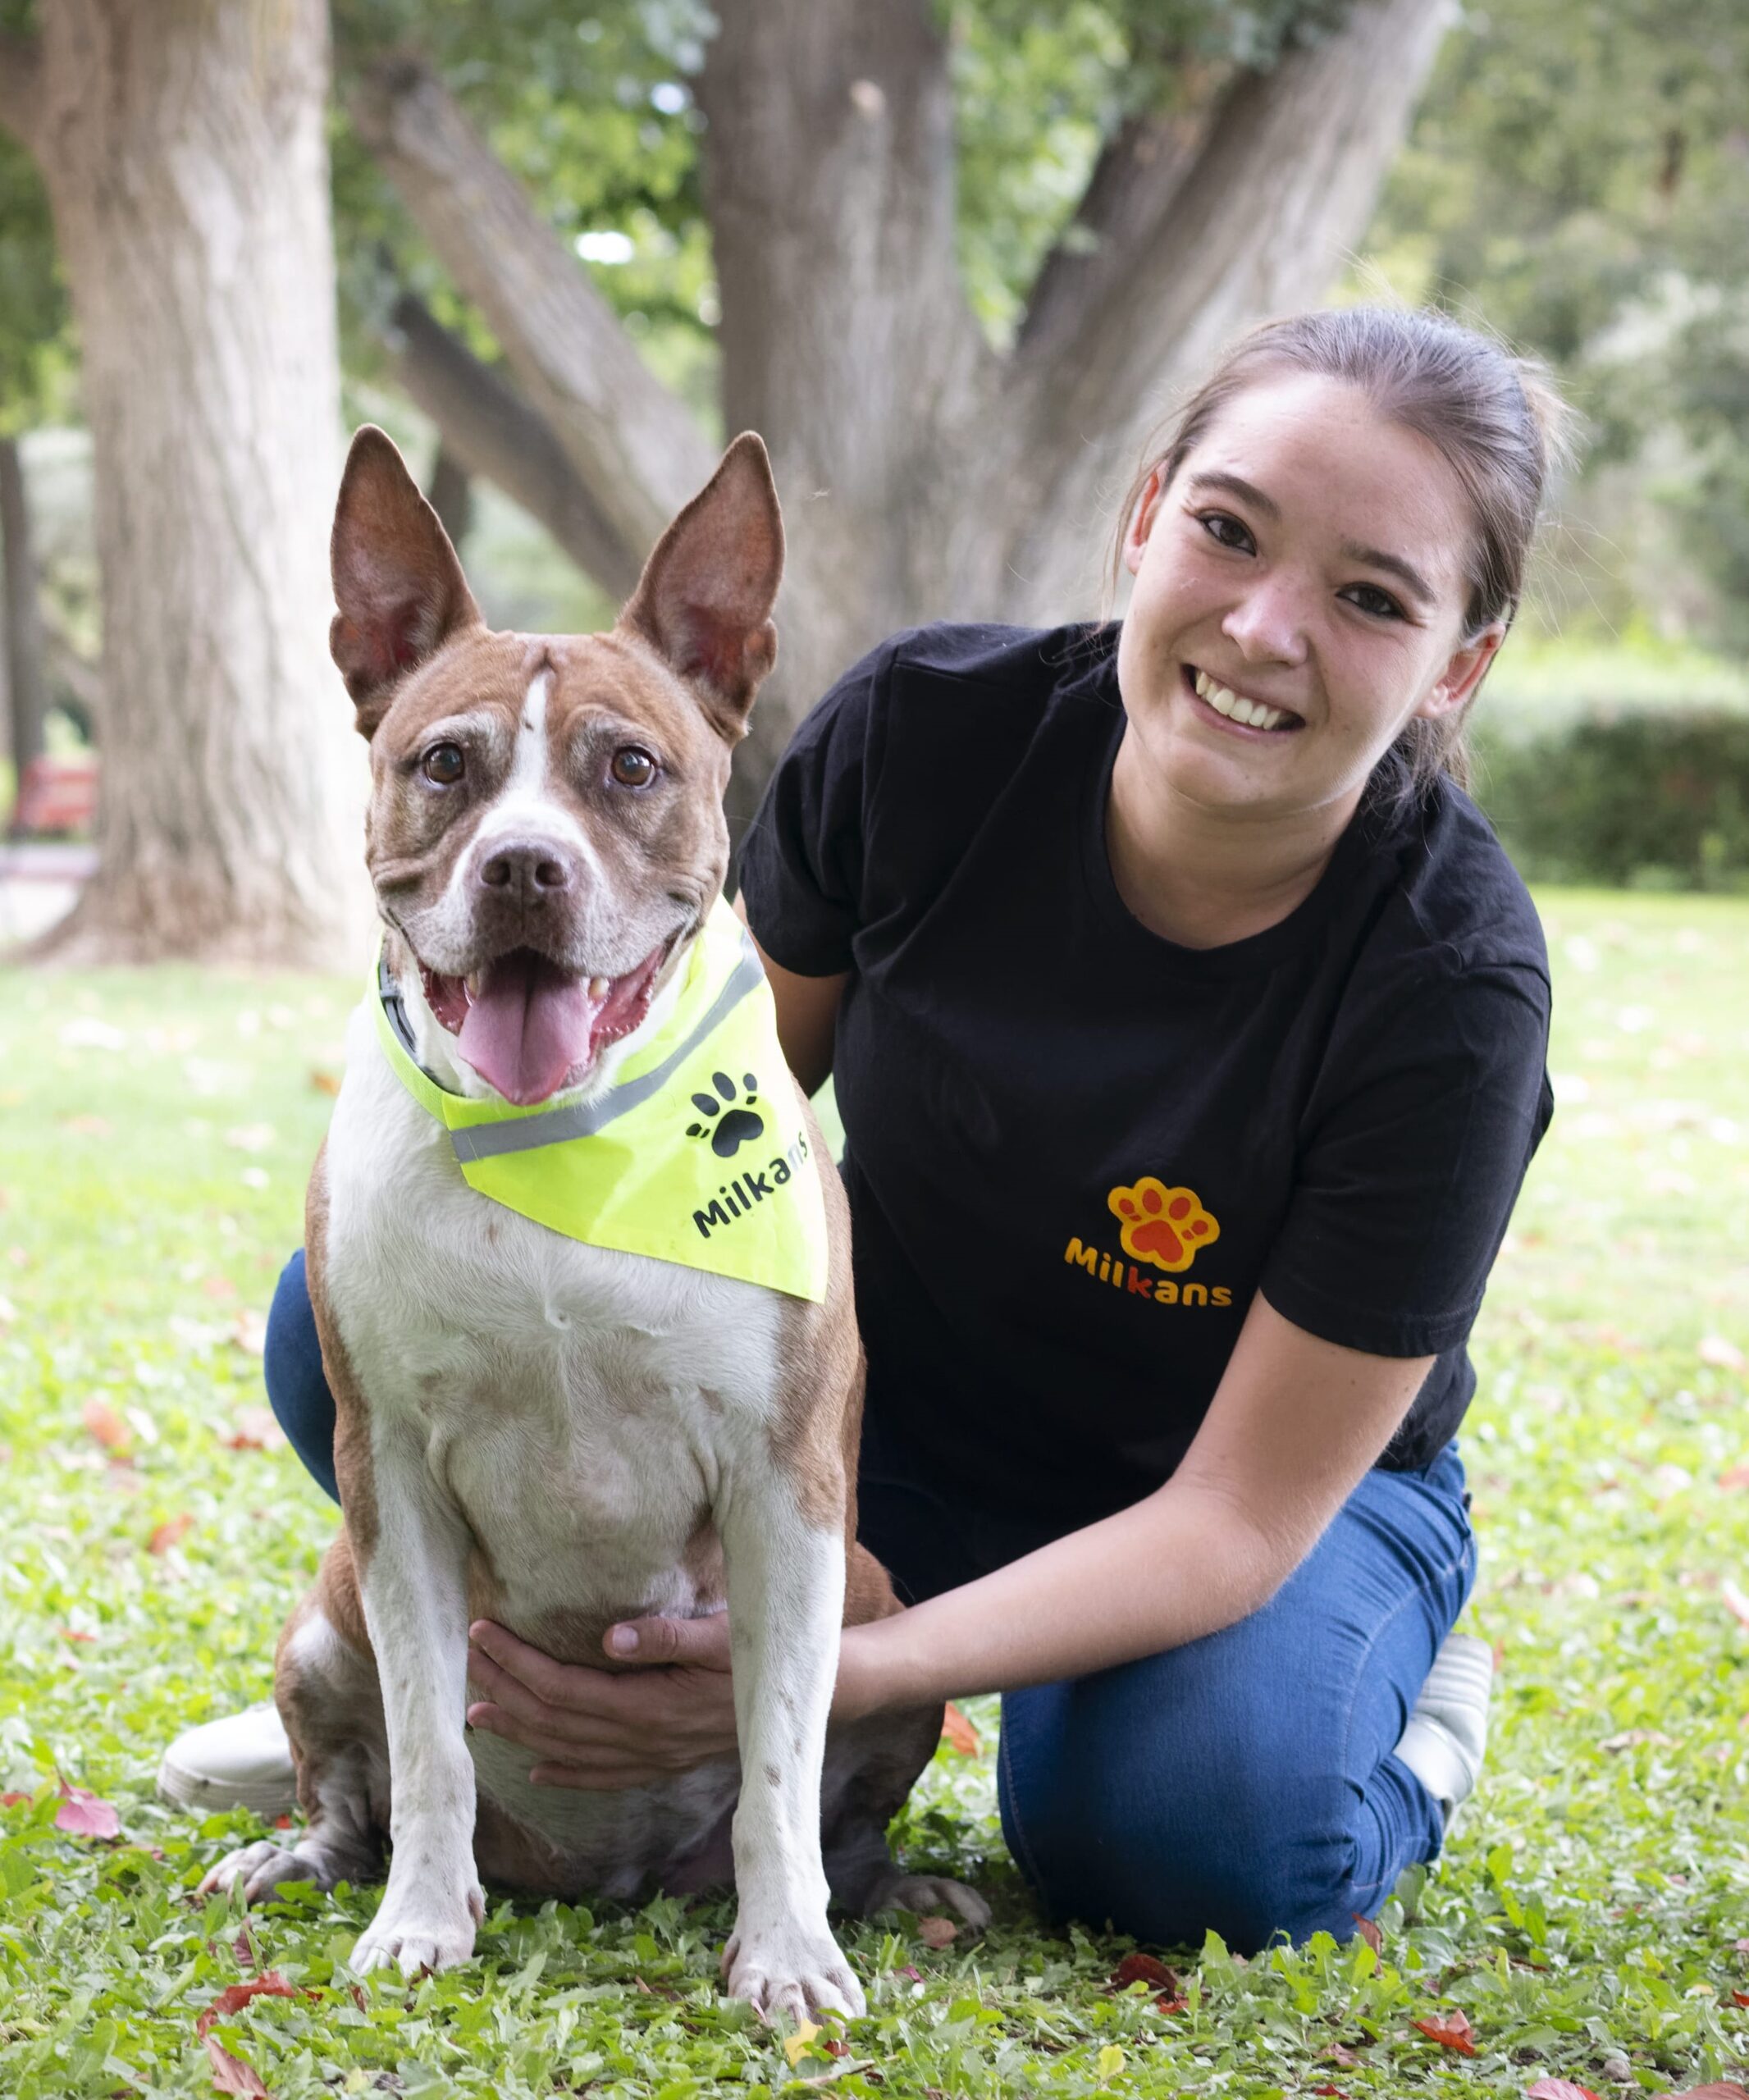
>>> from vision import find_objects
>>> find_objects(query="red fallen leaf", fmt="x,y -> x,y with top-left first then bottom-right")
916,1915 -> 958,1948
196,1971 -> 299,2038
55,1785 -> 120,1838
1351,1912 -> 1383,1953
232,1925 -> 258,1969
82,1397 -> 131,1452
347,1984 -> 368,2012
1155,1994 -> 1189,2014
1722,1464 -> 1749,1492
1,1791 -> 32,1806
1111,1952 -> 1180,1992
1733,1990 -> 1749,2006
893,1965 -> 924,1984
273,1813 -> 293,1831
203,2034 -> 268,2098
148,1512 -> 194,1555
1527,2079 -> 1604,2098
1308,2087 -> 1349,2098
940,1701 -> 980,1755
823,2038 -> 849,2058
1413,2009 -> 1477,2055
60,1628 -> 97,1643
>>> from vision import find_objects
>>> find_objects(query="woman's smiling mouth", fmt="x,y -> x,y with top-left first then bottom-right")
1182,663 -> 1304,735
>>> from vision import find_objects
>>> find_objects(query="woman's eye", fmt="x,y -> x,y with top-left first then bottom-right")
422,742 -> 465,785
1199,511 -> 1254,552
1345,584 -> 1404,621
610,746 -> 659,788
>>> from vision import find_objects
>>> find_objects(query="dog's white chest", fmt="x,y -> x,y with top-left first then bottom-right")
321,1008 -> 783,1605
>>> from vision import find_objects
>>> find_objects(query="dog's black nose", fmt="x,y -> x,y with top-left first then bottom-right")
477,839 -> 577,896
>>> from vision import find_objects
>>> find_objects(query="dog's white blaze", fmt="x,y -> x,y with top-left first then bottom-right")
464,669 -> 599,873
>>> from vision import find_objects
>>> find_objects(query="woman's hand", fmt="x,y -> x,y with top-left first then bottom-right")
465,1611 -> 739,1790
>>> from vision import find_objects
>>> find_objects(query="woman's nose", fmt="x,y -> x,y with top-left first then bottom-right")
1221,579 -> 1309,666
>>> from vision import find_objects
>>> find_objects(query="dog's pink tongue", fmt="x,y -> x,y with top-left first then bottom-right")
457,952 -> 597,1105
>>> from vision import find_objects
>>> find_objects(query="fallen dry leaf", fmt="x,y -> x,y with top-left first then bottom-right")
1110,1952 -> 1179,1993
148,1513 -> 194,1555
1351,1912 -> 1383,1953
220,1407 -> 285,1453
203,2034 -> 268,2098
59,1627 -> 96,1643
916,1915 -> 958,1948
1,1790 -> 34,1806
1154,1993 -> 1188,2014
1308,2088 -> 1349,2098
81,1397 -> 131,1453
230,1310 -> 268,1356
309,1068 -> 341,1097
1412,2009 -> 1476,2055
196,1973 -> 299,2038
1699,1334 -> 1746,1372
1324,2042 -> 1363,2067
54,1785 -> 120,1838
940,1701 -> 980,1755
1732,1991 -> 1749,2007
1527,2079 -> 1603,2099
782,2020 -> 821,2068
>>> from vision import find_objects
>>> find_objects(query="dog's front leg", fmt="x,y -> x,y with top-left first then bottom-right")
718,1457 -> 863,2021
349,1427 -> 484,1978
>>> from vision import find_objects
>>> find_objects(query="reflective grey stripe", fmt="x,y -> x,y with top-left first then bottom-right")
449,943 -> 767,1163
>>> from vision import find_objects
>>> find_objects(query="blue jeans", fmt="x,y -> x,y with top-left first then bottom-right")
265,1250 -> 1471,1952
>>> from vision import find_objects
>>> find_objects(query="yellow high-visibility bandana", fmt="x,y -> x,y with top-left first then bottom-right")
372,900 -> 829,1302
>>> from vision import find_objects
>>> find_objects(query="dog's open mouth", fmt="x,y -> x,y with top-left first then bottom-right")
420,941 -> 673,1106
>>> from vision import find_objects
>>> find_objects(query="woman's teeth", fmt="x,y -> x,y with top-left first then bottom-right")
1193,669 -> 1294,733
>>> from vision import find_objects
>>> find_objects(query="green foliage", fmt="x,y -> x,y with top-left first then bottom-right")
1360,0 -> 1749,651
1476,708 -> 1749,890
0,134 -> 74,434
2,893 -> 1749,2093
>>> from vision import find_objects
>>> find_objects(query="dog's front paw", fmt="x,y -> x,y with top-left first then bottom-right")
199,1838 -> 317,1904
351,1877 -> 485,1978
723,1911 -> 865,2023
868,1871 -> 991,1931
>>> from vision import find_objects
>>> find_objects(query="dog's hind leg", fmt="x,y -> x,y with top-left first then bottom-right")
820,1705 -> 991,1930
202,1537 -> 390,1905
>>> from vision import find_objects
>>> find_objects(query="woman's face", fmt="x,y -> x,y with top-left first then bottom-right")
1116,372 -> 1505,825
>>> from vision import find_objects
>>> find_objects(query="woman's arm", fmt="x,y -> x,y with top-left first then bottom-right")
463,1290 -> 1434,1783
833,1290 -> 1434,1719
734,893 -> 846,1097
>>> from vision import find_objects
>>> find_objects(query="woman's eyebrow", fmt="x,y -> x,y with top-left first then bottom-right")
1338,539 -> 1436,609
1186,470 -> 1279,518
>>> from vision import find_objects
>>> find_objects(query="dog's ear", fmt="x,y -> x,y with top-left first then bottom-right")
619,432 -> 783,736
329,426 -> 482,739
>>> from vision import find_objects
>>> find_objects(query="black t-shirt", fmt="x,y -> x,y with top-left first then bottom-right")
739,623 -> 1553,1576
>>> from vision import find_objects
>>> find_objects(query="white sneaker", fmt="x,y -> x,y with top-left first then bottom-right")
1394,1631 -> 1492,1832
157,1702 -> 298,1819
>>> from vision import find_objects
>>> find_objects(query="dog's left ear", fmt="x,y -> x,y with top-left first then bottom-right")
330,426 -> 483,739
619,432 -> 783,736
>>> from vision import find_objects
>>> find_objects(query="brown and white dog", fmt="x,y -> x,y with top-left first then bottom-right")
201,428 -> 984,2019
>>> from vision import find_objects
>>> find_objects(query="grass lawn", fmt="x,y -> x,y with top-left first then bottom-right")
1,887 -> 1747,2098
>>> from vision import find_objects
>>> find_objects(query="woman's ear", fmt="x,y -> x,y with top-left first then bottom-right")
1417,619 -> 1508,720
1123,466 -> 1170,578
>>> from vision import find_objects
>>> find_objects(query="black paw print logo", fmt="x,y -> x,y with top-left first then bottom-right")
687,1071 -> 765,1158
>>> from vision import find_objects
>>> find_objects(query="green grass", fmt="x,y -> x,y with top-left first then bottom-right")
1,891 -> 1747,2098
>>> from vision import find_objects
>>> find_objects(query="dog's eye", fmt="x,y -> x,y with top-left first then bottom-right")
610,746 -> 658,788
422,742 -> 465,786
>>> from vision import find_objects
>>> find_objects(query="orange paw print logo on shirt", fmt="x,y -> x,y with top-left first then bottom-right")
1107,1178 -> 1220,1273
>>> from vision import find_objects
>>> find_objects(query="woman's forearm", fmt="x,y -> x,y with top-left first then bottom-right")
833,1478 -> 1286,1723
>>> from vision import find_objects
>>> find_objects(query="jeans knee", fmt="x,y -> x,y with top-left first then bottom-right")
1000,1684 -> 1353,1955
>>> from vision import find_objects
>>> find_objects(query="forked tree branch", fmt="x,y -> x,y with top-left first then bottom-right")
348,57 -> 715,567
383,291 -> 645,601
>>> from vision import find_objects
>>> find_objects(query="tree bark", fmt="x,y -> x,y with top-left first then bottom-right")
7,0 -> 363,964
0,435 -> 49,811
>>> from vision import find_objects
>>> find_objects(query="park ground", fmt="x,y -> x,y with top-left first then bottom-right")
0,886 -> 1747,2098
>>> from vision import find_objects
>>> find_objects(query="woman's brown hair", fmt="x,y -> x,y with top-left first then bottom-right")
1111,306 -> 1573,796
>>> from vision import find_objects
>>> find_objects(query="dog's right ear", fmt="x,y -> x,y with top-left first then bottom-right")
329,427 -> 482,739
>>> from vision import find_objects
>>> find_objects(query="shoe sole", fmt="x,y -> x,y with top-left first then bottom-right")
156,1755 -> 299,1821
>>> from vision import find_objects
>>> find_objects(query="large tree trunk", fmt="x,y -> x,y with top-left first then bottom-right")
0,0 -> 363,964
0,434 -> 49,819
351,0 -> 1449,829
